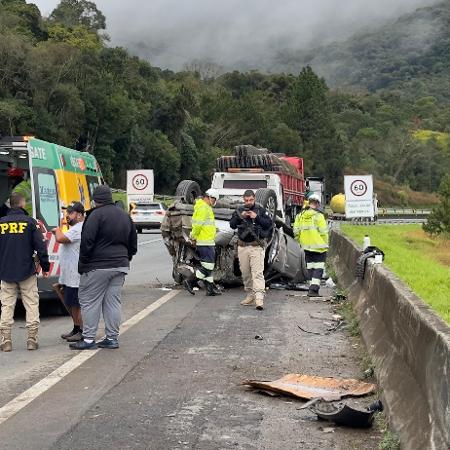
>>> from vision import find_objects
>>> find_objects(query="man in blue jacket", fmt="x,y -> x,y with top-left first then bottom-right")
0,193 -> 50,352
70,185 -> 138,350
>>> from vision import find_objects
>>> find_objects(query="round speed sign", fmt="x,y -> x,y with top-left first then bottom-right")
350,179 -> 368,197
131,173 -> 149,191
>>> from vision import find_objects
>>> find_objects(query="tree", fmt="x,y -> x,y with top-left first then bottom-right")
49,0 -> 106,32
47,23 -> 102,50
0,99 -> 34,136
0,0 -> 45,40
268,123 -> 301,155
287,66 -> 346,193
423,175 -> 450,235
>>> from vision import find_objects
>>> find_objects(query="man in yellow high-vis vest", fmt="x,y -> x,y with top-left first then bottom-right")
184,189 -> 221,296
294,193 -> 328,297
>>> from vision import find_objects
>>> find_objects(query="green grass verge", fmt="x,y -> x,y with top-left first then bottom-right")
341,224 -> 450,324
112,191 -> 127,206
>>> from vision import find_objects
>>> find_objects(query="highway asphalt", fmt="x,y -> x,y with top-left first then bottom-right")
0,232 -> 382,449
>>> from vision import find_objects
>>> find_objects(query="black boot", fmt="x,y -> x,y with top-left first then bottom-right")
183,279 -> 196,295
307,287 -> 321,298
205,282 -> 221,296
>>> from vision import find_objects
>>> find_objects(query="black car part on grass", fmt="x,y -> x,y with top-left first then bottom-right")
355,246 -> 385,280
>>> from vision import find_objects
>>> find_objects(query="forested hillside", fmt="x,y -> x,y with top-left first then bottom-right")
278,1 -> 450,99
1,0 -> 449,203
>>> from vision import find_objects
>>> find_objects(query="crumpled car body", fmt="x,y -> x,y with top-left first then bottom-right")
161,202 -> 308,285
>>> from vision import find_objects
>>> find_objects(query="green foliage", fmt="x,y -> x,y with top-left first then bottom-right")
47,23 -> 102,50
423,174 -> 450,235
337,300 -> 360,337
0,0 -> 45,40
379,431 -> 400,450
0,0 -> 449,200
49,0 -> 106,31
288,66 -> 346,192
413,129 -> 449,151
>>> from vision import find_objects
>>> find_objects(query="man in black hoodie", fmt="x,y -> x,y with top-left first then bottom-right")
70,185 -> 138,350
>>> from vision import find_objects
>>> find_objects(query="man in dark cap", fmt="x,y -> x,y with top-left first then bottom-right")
69,185 -> 138,350
52,201 -> 85,342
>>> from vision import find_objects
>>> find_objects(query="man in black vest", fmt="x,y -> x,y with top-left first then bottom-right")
230,190 -> 273,310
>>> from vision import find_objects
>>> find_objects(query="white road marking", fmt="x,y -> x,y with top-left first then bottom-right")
138,237 -> 162,246
0,289 -> 179,425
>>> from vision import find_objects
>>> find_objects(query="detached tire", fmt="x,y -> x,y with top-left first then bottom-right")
255,188 -> 277,219
175,180 -> 201,205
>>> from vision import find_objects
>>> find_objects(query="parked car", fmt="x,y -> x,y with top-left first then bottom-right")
130,202 -> 166,233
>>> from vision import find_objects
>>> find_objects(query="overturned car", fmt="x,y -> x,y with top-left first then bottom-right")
161,186 -> 308,286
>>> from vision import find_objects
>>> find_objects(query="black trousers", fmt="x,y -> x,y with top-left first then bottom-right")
304,250 -> 327,294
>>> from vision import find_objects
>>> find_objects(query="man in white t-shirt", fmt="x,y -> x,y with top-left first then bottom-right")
52,202 -> 85,342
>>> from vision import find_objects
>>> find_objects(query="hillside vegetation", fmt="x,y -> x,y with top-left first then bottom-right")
279,1 -> 450,98
0,0 -> 449,204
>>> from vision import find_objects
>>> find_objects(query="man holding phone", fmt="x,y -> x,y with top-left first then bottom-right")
230,190 -> 273,310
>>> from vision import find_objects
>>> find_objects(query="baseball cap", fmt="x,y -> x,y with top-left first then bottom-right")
63,201 -> 85,214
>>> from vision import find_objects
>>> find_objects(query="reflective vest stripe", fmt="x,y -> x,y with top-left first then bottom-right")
200,261 -> 215,270
304,243 -> 328,249
307,262 -> 326,269
196,240 -> 216,246
192,219 -> 215,226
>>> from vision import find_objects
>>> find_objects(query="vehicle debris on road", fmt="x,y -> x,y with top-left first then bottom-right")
299,398 -> 384,428
243,374 -> 376,401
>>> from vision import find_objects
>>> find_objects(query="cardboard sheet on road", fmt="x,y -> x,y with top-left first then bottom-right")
244,374 -> 376,401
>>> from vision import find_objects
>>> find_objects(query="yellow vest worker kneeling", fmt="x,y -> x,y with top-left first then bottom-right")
183,189 -> 221,297
294,193 -> 329,297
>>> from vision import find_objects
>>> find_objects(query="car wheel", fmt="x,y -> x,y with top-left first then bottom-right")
115,200 -> 125,210
137,227 -> 143,234
172,268 -> 183,284
255,188 -> 278,219
175,180 -> 201,205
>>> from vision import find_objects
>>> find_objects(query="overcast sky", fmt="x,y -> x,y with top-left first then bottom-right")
31,0 -> 438,71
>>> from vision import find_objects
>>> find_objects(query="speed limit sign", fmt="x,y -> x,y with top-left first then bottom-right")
132,173 -> 149,191
350,179 -> 368,197
345,175 -> 373,201
344,175 -> 374,219
127,169 -> 154,199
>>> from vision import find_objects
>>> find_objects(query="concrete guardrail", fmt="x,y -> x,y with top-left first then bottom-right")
329,230 -> 450,450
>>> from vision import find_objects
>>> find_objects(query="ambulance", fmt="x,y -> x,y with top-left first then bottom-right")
0,136 -> 103,299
